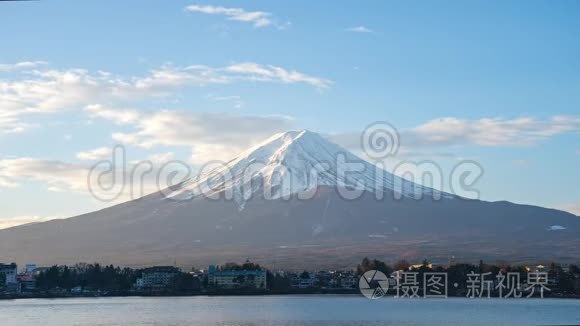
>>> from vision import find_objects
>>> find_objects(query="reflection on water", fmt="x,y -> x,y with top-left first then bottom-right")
1,295 -> 579,326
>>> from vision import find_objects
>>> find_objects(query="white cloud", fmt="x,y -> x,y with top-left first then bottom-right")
0,69 -> 122,134
110,110 -> 295,163
0,157 -> 90,193
0,61 -> 47,72
206,93 -> 244,108
127,152 -> 175,165
185,4 -> 272,27
0,116 -> 35,134
225,63 -> 333,88
0,156 -> 183,202
0,62 -> 330,134
0,215 -> 62,230
345,26 -> 373,33
84,104 -> 140,124
329,115 -> 580,161
131,65 -> 229,93
76,147 -> 113,161
0,177 -> 19,188
147,152 -> 175,164
558,203 -> 580,216
1,69 -> 115,114
189,143 -> 239,164
134,63 -> 332,91
407,116 -> 580,147
111,132 -> 139,144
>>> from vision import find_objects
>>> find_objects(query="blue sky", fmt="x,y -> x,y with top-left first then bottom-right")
0,0 -> 579,227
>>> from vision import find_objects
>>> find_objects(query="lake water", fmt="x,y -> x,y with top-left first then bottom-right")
1,295 -> 579,325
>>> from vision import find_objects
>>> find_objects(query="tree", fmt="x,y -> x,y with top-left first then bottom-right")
35,263 -> 139,293
569,265 -> 580,275
242,260 -> 262,271
447,263 -> 477,291
267,272 -> 290,291
417,259 -> 431,273
394,259 -> 410,271
59,266 -> 74,289
170,273 -> 196,292
356,257 -> 393,275
223,262 -> 242,270
357,257 -> 372,274
37,265 -> 60,290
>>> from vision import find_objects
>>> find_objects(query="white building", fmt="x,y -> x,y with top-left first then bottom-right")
290,273 -> 316,289
0,263 -> 18,292
135,266 -> 180,290
338,274 -> 357,289
207,265 -> 267,289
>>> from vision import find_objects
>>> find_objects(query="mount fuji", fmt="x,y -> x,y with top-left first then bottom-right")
0,130 -> 578,269
166,130 -> 450,206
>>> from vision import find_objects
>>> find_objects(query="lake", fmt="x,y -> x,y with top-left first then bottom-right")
1,295 -> 579,325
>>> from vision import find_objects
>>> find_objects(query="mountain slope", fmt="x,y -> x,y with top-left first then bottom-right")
166,130 -> 449,205
0,130 -> 578,269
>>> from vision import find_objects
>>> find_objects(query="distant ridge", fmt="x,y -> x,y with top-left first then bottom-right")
0,130 -> 579,269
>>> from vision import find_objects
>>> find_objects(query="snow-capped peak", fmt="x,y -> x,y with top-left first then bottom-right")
165,129 -> 448,205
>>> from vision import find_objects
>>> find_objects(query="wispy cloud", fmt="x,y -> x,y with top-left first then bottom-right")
407,116 -> 580,147
0,177 -> 19,188
109,110 -> 295,163
0,215 -> 62,230
558,203 -> 580,216
0,158 -> 91,193
0,68 -> 123,134
345,26 -> 373,33
225,63 -> 333,88
185,4 -> 273,28
0,61 -> 47,72
206,93 -> 244,109
330,115 -> 580,159
0,62 -> 330,134
0,116 -> 35,134
84,104 -> 140,125
0,155 -> 183,202
76,147 -> 113,161
146,152 -> 175,164
133,63 -> 332,91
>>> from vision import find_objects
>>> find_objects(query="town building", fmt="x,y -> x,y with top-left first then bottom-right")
409,263 -> 433,270
334,271 -> 357,289
574,275 -> 580,292
16,264 -> 43,292
17,273 -> 36,292
290,272 -> 316,289
135,266 -> 180,290
25,264 -> 37,273
0,263 -> 19,292
207,265 -> 267,289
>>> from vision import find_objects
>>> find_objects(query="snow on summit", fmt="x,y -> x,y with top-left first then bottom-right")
166,130 -> 448,205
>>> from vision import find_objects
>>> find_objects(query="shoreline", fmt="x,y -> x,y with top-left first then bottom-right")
3,291 -> 580,301
0,289 -> 359,300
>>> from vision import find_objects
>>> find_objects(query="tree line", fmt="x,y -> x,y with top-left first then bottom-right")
35,263 -> 138,292
30,258 -> 580,295
356,257 -> 580,295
